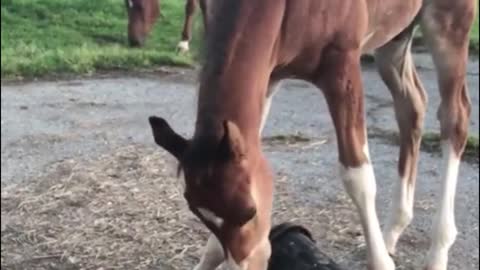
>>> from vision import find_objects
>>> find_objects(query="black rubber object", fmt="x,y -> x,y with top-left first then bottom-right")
268,223 -> 344,270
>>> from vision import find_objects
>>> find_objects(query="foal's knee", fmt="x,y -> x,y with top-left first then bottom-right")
437,82 -> 471,155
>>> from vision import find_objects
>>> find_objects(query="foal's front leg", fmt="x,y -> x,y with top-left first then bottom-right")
318,49 -> 394,270
193,234 -> 224,270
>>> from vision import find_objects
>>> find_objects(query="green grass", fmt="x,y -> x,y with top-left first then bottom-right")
1,0 -> 204,79
422,133 -> 479,163
1,0 -> 479,79
470,12 -> 479,53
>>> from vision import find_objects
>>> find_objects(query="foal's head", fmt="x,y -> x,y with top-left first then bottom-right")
125,0 -> 159,47
148,116 -> 258,231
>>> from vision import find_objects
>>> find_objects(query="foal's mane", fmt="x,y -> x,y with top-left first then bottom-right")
181,0 -> 245,178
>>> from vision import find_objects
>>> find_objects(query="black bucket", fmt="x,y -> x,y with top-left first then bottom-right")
268,223 -> 344,270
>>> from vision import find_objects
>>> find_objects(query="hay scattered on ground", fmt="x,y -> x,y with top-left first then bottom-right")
1,146 -> 208,270
1,144 -> 368,270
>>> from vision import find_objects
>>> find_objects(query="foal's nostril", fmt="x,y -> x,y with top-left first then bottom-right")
233,206 -> 257,226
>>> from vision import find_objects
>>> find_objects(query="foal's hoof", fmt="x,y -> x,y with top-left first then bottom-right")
176,41 -> 190,54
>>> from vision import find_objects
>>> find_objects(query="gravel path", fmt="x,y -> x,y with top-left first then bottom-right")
1,54 -> 478,269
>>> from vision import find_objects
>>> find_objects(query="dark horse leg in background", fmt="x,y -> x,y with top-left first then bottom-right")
177,0 -> 209,53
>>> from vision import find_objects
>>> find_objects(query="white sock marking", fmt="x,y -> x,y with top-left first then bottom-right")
193,235 -> 224,270
224,237 -> 270,270
425,141 -> 460,270
384,176 -> 414,254
259,96 -> 273,135
225,252 -> 249,270
259,82 -> 280,136
339,161 -> 395,270
177,40 -> 190,52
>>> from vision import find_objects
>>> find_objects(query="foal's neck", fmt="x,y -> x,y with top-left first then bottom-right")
193,0 -> 282,146
194,71 -> 266,146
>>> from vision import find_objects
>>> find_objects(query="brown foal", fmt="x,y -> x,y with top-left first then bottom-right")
148,0 -> 477,269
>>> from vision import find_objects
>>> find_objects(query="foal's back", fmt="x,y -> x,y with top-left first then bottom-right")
266,0 -> 422,79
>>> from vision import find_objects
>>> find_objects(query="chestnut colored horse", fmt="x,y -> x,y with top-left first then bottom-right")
125,0 -> 208,51
149,0 -> 477,269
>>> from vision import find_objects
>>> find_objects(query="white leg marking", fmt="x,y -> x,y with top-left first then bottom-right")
177,40 -> 190,53
225,252 -> 249,270
259,82 -> 280,136
193,235 -> 224,270
425,142 -> 460,270
363,141 -> 371,161
247,237 -> 271,270
259,95 -> 273,135
197,207 -> 224,228
384,176 -> 414,255
224,237 -> 270,270
340,159 -> 395,270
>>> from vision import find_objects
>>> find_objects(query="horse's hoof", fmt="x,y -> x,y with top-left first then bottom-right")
177,41 -> 190,54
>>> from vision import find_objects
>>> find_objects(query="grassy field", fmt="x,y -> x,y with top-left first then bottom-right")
1,0 -> 203,79
1,0 -> 479,79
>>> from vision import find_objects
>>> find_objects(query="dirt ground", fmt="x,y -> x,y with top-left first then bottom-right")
1,54 -> 479,269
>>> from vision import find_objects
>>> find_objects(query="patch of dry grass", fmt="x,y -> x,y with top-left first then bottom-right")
1,146 -> 207,270
1,144 -> 375,270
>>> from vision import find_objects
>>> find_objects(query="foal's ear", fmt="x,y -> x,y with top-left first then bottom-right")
148,116 -> 188,160
218,121 -> 246,161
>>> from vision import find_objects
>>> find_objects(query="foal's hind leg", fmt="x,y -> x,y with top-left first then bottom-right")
318,49 -> 394,270
420,1 -> 476,269
375,25 -> 427,255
